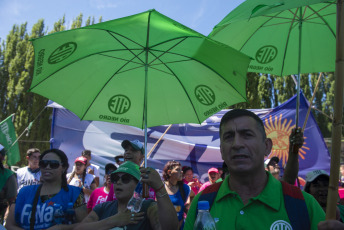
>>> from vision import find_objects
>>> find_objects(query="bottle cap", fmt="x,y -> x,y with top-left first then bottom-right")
68,202 -> 74,208
54,203 -> 61,208
198,201 -> 210,210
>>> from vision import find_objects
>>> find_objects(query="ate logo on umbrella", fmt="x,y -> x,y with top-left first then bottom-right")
108,95 -> 131,115
194,85 -> 216,106
255,45 -> 278,64
48,42 -> 77,64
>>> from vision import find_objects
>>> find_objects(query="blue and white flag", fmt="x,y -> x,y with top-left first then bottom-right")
49,92 -> 330,184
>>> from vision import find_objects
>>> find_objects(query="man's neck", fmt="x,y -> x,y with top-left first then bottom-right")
28,165 -> 39,170
228,170 -> 268,205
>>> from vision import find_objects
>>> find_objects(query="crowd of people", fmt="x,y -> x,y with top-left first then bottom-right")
0,109 -> 344,229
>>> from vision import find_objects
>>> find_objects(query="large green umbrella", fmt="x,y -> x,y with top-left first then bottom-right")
209,0 -> 336,126
210,0 -> 344,220
29,9 -> 251,167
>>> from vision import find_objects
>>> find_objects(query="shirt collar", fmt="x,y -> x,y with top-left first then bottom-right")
216,172 -> 282,211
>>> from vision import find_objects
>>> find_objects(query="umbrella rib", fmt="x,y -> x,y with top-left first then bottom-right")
148,37 -> 188,65
238,13 -> 278,51
147,45 -> 247,122
279,9 -> 299,76
107,30 -> 145,65
80,55 -> 143,121
306,4 -> 336,37
146,49 -> 203,123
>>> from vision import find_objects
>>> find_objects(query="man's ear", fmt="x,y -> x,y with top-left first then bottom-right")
264,138 -> 273,156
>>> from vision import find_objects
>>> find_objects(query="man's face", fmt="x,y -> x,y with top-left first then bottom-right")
208,172 -> 220,184
220,116 -> 272,176
124,145 -> 143,166
27,152 -> 40,169
309,176 -> 329,208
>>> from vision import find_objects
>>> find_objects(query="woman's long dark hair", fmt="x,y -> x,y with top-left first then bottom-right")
40,149 -> 69,191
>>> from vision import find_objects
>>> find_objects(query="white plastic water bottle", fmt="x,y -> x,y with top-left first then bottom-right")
193,201 -> 216,230
127,179 -> 144,213
53,203 -> 65,225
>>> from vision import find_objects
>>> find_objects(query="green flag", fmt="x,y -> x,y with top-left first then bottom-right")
0,115 -> 20,166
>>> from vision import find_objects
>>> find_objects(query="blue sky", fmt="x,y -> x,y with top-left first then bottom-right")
0,0 -> 244,41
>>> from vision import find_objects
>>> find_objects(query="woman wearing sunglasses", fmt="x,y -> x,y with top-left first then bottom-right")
6,149 -> 87,230
76,161 -> 178,230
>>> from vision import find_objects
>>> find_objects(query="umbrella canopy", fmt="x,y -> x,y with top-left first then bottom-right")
209,0 -> 336,76
209,0 -> 336,126
29,9 -> 251,166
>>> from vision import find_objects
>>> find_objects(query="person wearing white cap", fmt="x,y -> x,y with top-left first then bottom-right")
122,139 -> 144,166
304,170 -> 344,230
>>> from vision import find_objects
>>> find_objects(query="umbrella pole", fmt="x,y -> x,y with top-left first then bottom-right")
295,7 -> 303,127
326,0 -> 344,220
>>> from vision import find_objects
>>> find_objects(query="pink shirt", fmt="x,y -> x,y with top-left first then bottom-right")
199,181 -> 212,192
87,187 -> 115,210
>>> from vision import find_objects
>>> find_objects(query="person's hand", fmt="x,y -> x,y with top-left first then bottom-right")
318,220 -> 344,230
140,167 -> 163,191
88,167 -> 94,175
110,210 -> 145,226
289,127 -> 304,154
188,181 -> 197,187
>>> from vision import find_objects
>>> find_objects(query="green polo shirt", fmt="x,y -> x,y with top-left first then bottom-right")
185,172 -> 325,230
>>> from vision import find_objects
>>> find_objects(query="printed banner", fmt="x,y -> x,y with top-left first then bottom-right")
0,114 -> 20,166
48,92 -> 330,184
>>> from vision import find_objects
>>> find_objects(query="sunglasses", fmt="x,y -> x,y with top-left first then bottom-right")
111,173 -> 135,184
39,160 -> 62,169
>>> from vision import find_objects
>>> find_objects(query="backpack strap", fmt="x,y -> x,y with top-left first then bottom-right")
281,181 -> 310,230
196,181 -> 223,215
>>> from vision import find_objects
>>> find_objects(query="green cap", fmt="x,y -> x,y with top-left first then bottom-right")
112,161 -> 141,181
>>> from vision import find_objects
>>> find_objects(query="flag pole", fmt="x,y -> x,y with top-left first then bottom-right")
301,73 -> 323,132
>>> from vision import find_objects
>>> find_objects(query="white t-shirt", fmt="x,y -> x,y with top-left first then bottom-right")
67,173 -> 95,203
86,164 -> 100,178
72,163 -> 100,178
16,166 -> 41,192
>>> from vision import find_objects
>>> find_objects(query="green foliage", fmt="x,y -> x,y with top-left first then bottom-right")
0,14 -> 103,167
0,13 -> 337,166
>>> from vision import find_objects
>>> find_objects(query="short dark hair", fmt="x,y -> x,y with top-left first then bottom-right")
182,166 -> 193,175
220,109 -> 266,140
27,148 -> 40,157
304,174 -> 329,193
81,150 -> 91,157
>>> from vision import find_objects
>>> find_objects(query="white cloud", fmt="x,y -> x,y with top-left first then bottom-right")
89,0 -> 118,10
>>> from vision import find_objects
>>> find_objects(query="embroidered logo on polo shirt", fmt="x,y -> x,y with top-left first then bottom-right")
270,220 -> 292,230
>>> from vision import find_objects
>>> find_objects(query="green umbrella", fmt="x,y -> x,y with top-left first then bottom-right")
209,0 -> 336,126
29,9 -> 251,167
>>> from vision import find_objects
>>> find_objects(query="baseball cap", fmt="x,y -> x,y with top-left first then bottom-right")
114,155 -> 124,162
264,156 -> 279,167
121,140 -> 144,154
305,170 -> 329,183
111,161 -> 141,181
208,167 -> 219,174
75,156 -> 87,165
105,163 -> 117,175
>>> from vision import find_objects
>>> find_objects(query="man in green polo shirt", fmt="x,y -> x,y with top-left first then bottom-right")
184,109 -> 325,230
